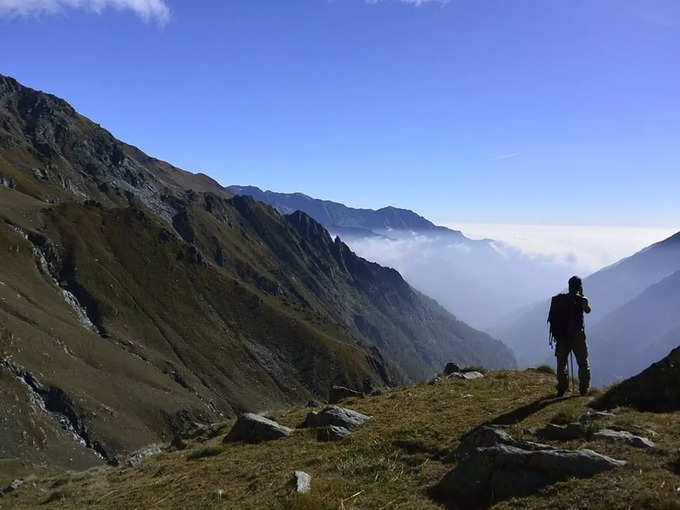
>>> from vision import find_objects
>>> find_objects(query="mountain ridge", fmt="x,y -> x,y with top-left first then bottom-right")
0,74 -> 515,476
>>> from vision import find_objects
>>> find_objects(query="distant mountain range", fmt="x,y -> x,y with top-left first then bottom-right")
227,185 -> 468,241
0,74 -> 515,474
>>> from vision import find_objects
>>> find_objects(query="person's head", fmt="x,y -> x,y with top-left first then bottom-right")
568,275 -> 583,295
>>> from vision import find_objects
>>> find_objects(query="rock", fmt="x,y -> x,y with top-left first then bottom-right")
306,399 -> 323,408
443,362 -> 461,375
593,429 -> 655,449
3,479 -> 23,494
127,445 -> 162,468
317,425 -> 352,442
435,427 -> 626,505
224,413 -> 293,443
448,371 -> 484,380
329,385 -> 362,404
457,425 -> 553,460
292,471 -> 311,493
579,411 -> 615,423
591,346 -> 680,412
536,422 -> 588,441
428,376 -> 442,385
301,405 -> 372,430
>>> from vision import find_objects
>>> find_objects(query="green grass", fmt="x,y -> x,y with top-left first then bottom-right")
5,369 -> 680,509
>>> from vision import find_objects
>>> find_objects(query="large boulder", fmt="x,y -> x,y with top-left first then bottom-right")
223,413 -> 293,444
434,426 -> 625,506
300,405 -> 371,430
591,346 -> 680,412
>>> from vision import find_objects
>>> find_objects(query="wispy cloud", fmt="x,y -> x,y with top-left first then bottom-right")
365,0 -> 449,6
0,0 -> 171,24
494,152 -> 520,160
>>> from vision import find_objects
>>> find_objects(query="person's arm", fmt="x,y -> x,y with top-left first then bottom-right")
582,297 -> 591,314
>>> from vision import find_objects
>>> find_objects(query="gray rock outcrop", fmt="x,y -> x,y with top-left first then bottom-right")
592,346 -> 680,412
434,425 -> 626,506
301,405 -> 372,430
224,413 -> 293,443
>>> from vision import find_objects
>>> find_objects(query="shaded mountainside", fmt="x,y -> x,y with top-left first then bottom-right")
227,185 -> 466,240
0,75 -> 515,474
228,186 -> 580,331
496,231 -> 680,370
588,270 -> 680,385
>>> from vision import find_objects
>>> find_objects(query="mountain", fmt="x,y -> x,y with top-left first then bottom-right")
0,75 -> 514,475
496,231 -> 680,372
227,186 -> 581,330
226,185 -> 466,239
588,269 -> 680,385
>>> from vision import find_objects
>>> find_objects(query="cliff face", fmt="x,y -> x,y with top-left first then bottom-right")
0,75 -> 515,471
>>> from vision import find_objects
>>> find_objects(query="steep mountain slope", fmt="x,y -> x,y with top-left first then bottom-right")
496,232 -> 680,369
0,75 -> 514,474
588,270 -> 680,385
228,186 -> 578,329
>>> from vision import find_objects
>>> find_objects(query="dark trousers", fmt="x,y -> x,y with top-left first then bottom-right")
555,330 -> 590,394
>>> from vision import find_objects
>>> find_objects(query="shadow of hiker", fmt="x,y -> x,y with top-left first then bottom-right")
486,394 -> 579,426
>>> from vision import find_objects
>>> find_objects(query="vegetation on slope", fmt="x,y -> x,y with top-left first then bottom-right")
3,370 -> 680,509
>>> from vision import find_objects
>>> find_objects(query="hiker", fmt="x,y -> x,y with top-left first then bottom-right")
547,276 -> 592,397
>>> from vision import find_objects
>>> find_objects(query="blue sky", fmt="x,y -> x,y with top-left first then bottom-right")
2,0 -> 680,228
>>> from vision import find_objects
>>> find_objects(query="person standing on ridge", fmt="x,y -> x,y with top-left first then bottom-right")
547,276 -> 592,397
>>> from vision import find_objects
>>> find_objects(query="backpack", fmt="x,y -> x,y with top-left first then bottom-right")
547,293 -> 580,346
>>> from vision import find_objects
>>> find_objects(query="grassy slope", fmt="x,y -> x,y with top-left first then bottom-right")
4,370 -> 679,510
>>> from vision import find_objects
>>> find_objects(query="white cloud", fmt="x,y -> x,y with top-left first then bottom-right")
494,152 -> 520,160
446,222 -> 679,273
366,0 -> 449,5
0,0 -> 170,24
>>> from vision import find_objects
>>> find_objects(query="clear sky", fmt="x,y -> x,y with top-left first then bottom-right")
2,0 -> 680,228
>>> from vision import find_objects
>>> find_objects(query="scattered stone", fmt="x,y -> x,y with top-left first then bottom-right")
536,422 -> 588,441
435,428 -> 626,505
301,405 -> 372,430
579,411 -> 615,423
317,425 -> 351,442
594,429 -> 655,449
292,471 -> 311,493
3,479 -> 24,494
329,385 -> 362,404
448,371 -> 485,380
443,362 -> 461,376
591,346 -> 680,412
224,413 -> 293,444
428,376 -> 442,385
127,445 -> 162,468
